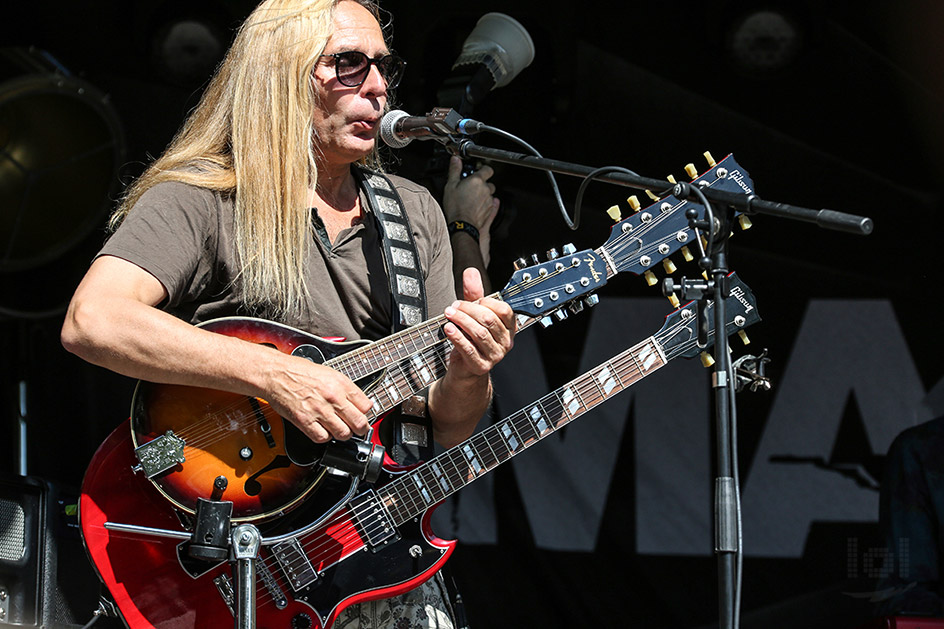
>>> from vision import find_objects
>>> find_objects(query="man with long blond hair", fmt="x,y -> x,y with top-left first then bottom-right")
62,0 -> 512,626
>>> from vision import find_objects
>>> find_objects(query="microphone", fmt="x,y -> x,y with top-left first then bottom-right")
379,108 -> 484,148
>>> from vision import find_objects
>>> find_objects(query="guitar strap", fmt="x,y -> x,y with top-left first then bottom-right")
355,167 -> 434,466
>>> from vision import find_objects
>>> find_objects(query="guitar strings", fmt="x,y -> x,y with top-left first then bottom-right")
249,313 -> 712,612
141,196 -> 690,519
279,333 -> 676,578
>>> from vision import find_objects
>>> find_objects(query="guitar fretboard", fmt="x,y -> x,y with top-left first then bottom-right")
378,336 -> 668,526
324,316 -> 449,382
362,342 -> 451,423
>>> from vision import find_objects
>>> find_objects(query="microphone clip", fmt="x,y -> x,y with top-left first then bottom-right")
424,107 -> 467,136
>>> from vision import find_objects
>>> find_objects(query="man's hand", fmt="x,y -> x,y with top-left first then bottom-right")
263,357 -> 374,443
442,267 -> 515,379
442,155 -> 500,267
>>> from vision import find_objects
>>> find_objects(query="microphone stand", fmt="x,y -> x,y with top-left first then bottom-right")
448,138 -> 873,235
436,133 -> 873,629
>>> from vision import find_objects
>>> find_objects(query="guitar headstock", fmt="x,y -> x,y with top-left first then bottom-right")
601,153 -> 755,286
499,244 -> 606,323
499,154 -> 755,328
655,272 -> 761,361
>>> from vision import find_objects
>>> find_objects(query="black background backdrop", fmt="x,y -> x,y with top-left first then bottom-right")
2,1 -> 943,627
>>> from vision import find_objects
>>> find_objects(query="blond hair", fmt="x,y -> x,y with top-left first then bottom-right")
112,0 -> 385,319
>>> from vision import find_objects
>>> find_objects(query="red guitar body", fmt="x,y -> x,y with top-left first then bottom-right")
80,420 -> 454,629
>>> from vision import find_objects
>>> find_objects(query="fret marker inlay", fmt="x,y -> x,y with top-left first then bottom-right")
598,366 -> 617,395
529,406 -> 549,434
562,388 -> 580,415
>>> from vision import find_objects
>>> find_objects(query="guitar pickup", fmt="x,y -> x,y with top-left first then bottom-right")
350,491 -> 399,552
132,431 -> 186,478
272,538 -> 319,591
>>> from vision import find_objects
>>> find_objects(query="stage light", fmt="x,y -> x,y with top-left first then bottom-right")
728,9 -> 802,73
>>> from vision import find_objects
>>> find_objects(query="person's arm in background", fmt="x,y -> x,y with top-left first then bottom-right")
442,155 -> 500,294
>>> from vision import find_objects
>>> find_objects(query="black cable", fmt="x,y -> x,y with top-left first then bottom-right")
477,125 -> 576,229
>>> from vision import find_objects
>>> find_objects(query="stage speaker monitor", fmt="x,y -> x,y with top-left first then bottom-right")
0,46 -> 125,316
0,476 -> 99,628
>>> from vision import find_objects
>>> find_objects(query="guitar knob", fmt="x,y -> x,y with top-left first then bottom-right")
513,257 -> 529,270
291,613 -> 313,629
546,247 -> 560,260
562,243 -> 576,255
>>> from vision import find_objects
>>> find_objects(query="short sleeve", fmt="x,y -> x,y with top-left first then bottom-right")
98,182 -> 221,309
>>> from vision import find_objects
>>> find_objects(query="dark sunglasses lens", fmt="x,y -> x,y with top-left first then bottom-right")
335,51 -> 370,86
379,57 -> 404,88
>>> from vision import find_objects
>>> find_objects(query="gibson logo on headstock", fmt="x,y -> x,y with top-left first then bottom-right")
583,252 -> 603,283
729,285 -> 754,313
728,169 -> 753,195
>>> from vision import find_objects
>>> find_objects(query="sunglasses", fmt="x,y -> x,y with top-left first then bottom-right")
320,51 -> 406,90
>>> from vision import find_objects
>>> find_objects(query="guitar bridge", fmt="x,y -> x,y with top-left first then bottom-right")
132,431 -> 186,478
213,574 -> 235,616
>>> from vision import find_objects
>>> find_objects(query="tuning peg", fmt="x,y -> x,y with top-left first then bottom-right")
666,174 -> 677,184
704,151 -> 716,168
516,314 -> 531,328
531,254 -> 541,265
684,163 -> 698,179
667,293 -> 680,308
738,215 -> 753,231
554,309 -> 568,322
663,259 -> 677,274
546,247 -> 560,260
539,316 -> 554,328
606,205 -> 622,222
568,300 -> 584,315
513,257 -> 529,270
643,270 -> 658,286
627,195 -> 641,212
680,246 -> 694,262
562,243 -> 577,255
583,294 -> 600,308
738,330 -> 750,345
700,351 -> 715,368
645,190 -> 660,202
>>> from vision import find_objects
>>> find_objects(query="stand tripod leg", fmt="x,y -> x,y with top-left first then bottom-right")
232,523 -> 261,629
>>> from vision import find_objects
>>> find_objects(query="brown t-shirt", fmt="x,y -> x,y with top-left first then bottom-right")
99,173 -> 457,341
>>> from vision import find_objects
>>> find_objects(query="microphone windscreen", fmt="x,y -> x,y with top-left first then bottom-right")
379,109 -> 412,148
